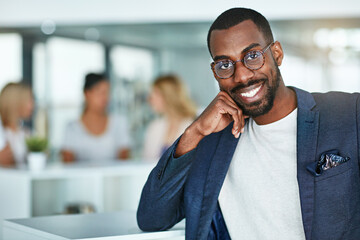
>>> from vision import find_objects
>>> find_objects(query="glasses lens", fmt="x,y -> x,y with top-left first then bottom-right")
214,60 -> 234,79
244,50 -> 264,70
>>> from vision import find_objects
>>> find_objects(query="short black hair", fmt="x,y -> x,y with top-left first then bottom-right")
83,73 -> 108,91
207,8 -> 274,57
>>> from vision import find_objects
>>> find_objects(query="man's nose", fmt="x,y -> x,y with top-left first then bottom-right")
233,61 -> 255,84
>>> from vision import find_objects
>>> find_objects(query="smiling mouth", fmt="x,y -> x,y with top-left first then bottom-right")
240,84 -> 262,98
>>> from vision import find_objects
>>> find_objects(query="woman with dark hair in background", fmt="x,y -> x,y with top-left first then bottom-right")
143,74 -> 197,161
61,73 -> 131,163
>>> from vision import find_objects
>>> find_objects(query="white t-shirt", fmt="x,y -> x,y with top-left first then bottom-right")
142,117 -> 193,161
219,109 -> 305,240
4,128 -> 27,164
61,115 -> 131,163
0,118 -> 6,150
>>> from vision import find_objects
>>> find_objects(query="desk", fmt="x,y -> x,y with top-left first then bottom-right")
0,160 -> 155,239
3,210 -> 185,240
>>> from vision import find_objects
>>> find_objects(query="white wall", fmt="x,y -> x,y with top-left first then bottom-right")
0,0 -> 360,26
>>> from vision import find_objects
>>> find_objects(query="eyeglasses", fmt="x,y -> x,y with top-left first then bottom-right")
211,42 -> 274,79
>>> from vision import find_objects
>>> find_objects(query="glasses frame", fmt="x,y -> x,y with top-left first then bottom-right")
211,42 -> 274,79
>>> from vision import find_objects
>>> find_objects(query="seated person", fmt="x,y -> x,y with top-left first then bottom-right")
0,82 -> 34,166
143,74 -> 197,161
61,73 -> 131,163
0,119 -> 14,166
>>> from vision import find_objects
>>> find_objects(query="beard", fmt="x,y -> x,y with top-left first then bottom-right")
229,66 -> 281,117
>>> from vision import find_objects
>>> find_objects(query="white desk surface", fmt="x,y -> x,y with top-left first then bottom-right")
0,159 -> 156,179
0,160 -> 159,240
3,211 -> 185,240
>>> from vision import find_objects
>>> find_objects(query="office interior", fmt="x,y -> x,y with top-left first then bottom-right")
0,0 -> 360,238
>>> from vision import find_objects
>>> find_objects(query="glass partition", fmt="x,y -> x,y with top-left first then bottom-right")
0,33 -> 22,89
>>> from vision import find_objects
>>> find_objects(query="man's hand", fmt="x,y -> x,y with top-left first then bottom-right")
175,91 -> 247,157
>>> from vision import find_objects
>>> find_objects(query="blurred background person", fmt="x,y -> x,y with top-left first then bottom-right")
61,73 -> 131,163
0,118 -> 14,166
0,82 -> 34,165
143,74 -> 197,161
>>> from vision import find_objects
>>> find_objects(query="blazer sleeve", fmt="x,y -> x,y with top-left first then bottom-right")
137,136 -> 196,231
357,94 -> 360,168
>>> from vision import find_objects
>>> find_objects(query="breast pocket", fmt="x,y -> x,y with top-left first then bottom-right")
315,159 -> 352,181
312,160 -> 354,239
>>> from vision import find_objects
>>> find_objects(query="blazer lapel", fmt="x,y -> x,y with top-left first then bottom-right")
294,87 -> 319,240
197,123 -> 239,239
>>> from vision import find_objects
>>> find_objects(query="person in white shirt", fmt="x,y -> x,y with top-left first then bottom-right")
0,118 -> 14,166
143,74 -> 197,161
61,73 -> 131,163
0,82 -> 34,166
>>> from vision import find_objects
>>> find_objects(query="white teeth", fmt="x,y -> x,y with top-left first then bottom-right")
240,85 -> 261,98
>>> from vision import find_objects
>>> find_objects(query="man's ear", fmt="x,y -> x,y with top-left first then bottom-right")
84,90 -> 90,100
271,41 -> 284,66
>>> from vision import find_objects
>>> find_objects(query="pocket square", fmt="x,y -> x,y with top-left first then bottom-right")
306,150 -> 350,177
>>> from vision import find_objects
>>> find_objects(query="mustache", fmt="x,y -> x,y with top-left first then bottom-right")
230,79 -> 266,94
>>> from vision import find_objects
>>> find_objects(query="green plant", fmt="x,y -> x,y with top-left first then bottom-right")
26,137 -> 48,152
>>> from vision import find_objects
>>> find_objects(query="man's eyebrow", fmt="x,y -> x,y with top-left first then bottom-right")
241,43 -> 261,54
213,55 -> 230,62
212,43 -> 261,62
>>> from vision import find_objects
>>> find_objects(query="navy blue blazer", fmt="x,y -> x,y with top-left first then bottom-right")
137,88 -> 360,239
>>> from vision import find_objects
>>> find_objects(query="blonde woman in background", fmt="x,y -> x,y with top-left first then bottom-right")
143,74 -> 197,161
0,82 -> 34,165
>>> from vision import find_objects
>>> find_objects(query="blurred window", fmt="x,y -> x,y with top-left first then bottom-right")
330,60 -> 360,92
33,37 -> 104,150
281,54 -> 325,92
110,46 -> 155,157
111,46 -> 154,83
47,37 -> 105,105
33,43 -> 47,104
0,33 -> 22,90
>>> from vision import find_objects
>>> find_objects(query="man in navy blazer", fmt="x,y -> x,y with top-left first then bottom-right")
137,8 -> 360,240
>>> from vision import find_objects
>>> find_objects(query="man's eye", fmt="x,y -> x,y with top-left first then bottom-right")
246,51 -> 261,61
219,61 -> 233,70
